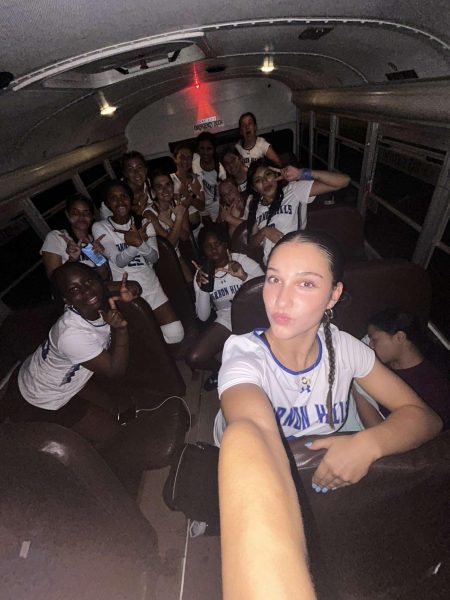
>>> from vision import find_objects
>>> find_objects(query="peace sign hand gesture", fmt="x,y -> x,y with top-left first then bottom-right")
59,233 -> 82,262
100,297 -> 128,329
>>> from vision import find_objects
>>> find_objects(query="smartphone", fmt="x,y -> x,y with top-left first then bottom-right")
200,259 -> 215,293
81,243 -> 107,267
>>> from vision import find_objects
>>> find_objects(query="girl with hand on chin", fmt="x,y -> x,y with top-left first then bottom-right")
41,195 -> 109,280
246,159 -> 350,265
215,231 -> 442,494
148,171 -> 193,283
171,144 -> 205,232
92,180 -> 184,345
185,224 -> 263,390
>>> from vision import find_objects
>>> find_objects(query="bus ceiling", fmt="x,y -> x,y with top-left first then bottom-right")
1,2 -> 450,176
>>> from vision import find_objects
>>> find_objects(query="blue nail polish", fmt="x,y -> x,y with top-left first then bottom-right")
304,442 -> 312,448
312,483 -> 322,492
321,487 -> 329,493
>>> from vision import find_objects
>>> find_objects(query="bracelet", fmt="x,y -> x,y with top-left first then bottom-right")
298,169 -> 313,181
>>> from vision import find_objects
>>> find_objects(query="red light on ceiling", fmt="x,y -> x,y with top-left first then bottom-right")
195,82 -> 200,89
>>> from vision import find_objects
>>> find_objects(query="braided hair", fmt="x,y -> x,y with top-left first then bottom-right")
246,158 -> 285,243
268,230 -> 345,429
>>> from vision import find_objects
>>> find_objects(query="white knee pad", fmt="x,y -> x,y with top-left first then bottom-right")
161,321 -> 184,344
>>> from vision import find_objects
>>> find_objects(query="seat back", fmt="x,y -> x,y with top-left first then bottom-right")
153,236 -> 197,329
290,431 -> 450,599
230,221 -> 264,267
0,422 -> 160,600
231,259 -> 431,339
96,296 -> 186,411
306,205 -> 366,262
335,258 -> 431,338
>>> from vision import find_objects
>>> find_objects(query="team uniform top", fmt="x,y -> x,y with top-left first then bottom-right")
170,172 -> 204,218
235,136 -> 270,167
192,154 -> 226,220
40,229 -> 97,267
148,205 -> 182,258
214,324 -> 375,445
18,308 -> 111,410
248,180 -> 315,264
92,217 -> 168,310
194,253 -> 264,331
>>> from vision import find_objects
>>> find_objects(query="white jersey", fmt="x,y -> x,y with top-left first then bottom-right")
18,308 -> 111,410
170,172 -> 204,217
214,324 -> 375,445
253,180 -> 315,264
235,136 -> 270,167
192,154 -> 226,220
194,253 -> 264,330
148,206 -> 182,258
92,218 -> 168,310
40,229 -> 97,268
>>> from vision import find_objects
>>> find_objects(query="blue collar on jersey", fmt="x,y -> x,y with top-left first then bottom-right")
252,328 -> 322,376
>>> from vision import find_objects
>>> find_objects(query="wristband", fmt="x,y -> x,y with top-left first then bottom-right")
298,169 -> 313,181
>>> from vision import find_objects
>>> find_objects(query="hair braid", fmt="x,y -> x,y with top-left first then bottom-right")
323,309 -> 336,429
246,195 -> 260,243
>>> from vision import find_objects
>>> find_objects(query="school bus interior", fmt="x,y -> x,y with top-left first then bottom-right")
0,2 -> 449,599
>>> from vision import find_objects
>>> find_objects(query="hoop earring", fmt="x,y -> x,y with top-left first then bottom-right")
325,307 -> 334,321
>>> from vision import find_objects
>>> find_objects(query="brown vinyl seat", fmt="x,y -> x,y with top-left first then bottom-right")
230,221 -> 265,267
306,205 -> 367,262
231,259 -> 431,339
154,235 -> 198,333
0,422 -> 161,600
290,431 -> 450,599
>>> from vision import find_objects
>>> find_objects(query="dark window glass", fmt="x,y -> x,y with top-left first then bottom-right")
109,157 -> 122,178
427,247 -> 450,339
373,160 -> 435,226
336,143 -> 363,182
316,132 -> 329,162
315,113 -> 330,131
80,163 -> 107,187
31,180 -> 76,215
364,203 -> 419,260
2,264 -> 51,309
338,117 -> 367,144
441,220 -> 450,247
47,208 -> 69,231
0,220 -> 43,290
312,156 -> 327,170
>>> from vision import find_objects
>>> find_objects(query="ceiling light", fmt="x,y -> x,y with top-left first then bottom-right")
260,55 -> 275,73
98,91 -> 117,116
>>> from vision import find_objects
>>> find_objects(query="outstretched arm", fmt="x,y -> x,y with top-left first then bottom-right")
220,384 -> 316,600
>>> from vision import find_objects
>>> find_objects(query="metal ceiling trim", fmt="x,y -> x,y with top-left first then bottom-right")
217,51 -> 368,82
10,17 -> 449,91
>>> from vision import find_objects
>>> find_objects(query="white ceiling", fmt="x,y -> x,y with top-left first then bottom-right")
0,1 -> 449,175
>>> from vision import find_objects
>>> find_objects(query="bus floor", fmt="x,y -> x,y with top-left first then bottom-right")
138,360 -> 222,600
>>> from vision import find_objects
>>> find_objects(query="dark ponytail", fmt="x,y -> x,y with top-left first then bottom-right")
246,158 -> 285,243
322,308 -> 336,429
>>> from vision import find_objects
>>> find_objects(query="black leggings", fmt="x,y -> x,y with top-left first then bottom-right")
184,322 -> 231,372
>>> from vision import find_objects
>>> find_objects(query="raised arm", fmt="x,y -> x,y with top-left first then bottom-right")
220,384 -> 316,600
280,166 -> 350,197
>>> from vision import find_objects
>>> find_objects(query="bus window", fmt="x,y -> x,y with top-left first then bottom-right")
336,143 -> 363,182
79,163 -> 108,189
338,116 -> 367,144
427,223 -> 450,338
364,203 -> 419,260
31,180 -> 76,215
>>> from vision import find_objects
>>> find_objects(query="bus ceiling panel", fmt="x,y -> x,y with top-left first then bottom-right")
3,2 -> 450,86
292,79 -> 450,128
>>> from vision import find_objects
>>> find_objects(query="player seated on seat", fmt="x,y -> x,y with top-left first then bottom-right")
0,263 -> 165,491
235,111 -> 282,168
220,145 -> 249,195
246,159 -> 351,265
214,230 -> 442,496
41,195 -> 109,280
352,308 -> 450,430
185,224 -> 264,391
146,170 -> 193,284
92,180 -> 184,345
